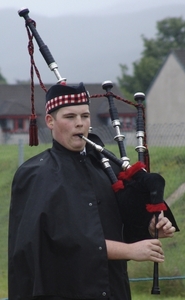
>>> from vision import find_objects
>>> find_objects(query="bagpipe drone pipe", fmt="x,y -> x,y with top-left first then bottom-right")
18,8 -> 179,295
83,82 -> 179,295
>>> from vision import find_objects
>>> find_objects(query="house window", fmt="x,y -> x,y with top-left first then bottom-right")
0,118 -> 29,133
125,117 -> 132,129
101,116 -> 136,131
14,118 -> 27,132
17,119 -> 24,130
0,119 -> 7,130
122,117 -> 136,131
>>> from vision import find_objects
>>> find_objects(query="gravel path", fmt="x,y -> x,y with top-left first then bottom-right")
165,183 -> 185,206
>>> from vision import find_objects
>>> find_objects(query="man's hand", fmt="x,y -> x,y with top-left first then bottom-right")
106,239 -> 164,262
149,213 -> 176,238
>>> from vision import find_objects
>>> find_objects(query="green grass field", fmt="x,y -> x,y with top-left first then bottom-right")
0,143 -> 185,299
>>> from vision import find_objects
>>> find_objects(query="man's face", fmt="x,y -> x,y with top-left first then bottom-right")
45,104 -> 90,151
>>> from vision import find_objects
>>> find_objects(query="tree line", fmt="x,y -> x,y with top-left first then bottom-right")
118,17 -> 185,100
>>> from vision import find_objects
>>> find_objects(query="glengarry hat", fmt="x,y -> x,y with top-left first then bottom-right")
45,82 -> 89,114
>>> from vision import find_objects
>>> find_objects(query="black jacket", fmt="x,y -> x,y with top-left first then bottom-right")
8,137 -> 131,300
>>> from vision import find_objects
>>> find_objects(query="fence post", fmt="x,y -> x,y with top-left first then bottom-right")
18,139 -> 24,167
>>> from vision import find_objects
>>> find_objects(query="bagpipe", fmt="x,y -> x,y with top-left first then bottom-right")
18,8 -> 179,295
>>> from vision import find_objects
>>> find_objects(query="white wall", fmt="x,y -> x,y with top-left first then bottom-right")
146,53 -> 185,125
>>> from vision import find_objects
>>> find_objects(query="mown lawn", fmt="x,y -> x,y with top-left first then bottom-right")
0,143 -> 185,298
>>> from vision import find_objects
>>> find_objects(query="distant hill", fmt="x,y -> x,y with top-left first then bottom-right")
0,4 -> 185,85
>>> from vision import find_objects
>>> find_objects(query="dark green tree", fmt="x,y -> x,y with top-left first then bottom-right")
0,68 -> 7,84
118,17 -> 185,99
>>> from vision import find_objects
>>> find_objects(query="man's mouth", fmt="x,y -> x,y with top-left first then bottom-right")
73,133 -> 83,138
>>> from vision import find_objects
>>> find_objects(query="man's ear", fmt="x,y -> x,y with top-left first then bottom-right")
45,114 -> 54,129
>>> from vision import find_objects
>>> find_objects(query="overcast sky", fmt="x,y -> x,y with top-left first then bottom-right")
0,0 -> 184,84
0,0 -> 184,16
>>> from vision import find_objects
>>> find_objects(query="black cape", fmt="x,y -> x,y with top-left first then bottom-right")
9,134 -> 178,300
8,136 -> 132,300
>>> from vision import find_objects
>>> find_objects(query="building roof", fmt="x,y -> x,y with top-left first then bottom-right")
0,100 -> 30,116
173,49 -> 185,70
0,84 -> 45,115
97,98 -> 136,116
146,48 -> 185,95
0,83 -> 136,128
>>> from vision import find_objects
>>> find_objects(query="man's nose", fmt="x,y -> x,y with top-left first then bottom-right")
76,116 -> 83,126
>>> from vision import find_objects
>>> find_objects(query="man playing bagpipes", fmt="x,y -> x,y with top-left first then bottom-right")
8,8 -> 179,300
8,82 -> 178,300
